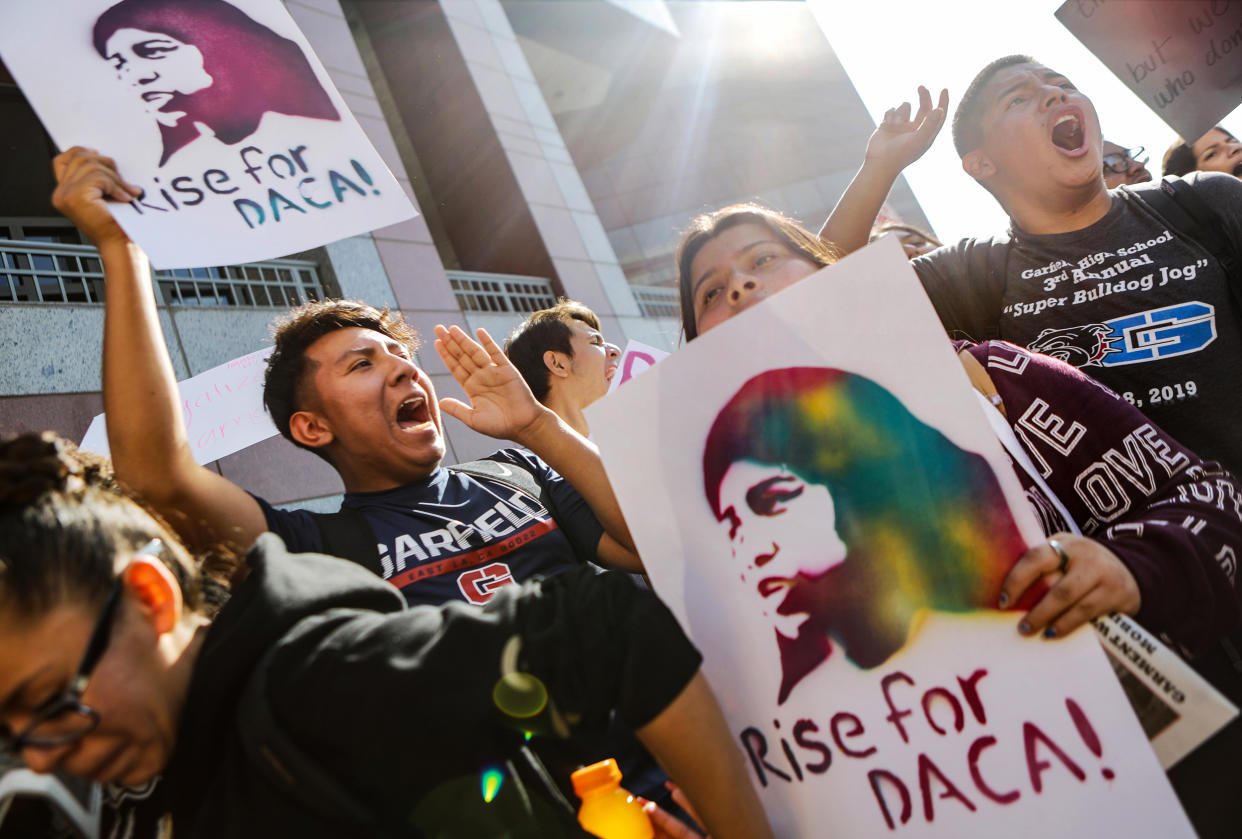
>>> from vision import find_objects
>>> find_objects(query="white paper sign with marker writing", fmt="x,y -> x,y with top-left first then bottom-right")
81,345 -> 276,466
1057,0 -> 1242,142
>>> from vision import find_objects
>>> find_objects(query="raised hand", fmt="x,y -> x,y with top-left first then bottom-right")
642,782 -> 710,839
863,85 -> 949,176
999,533 -> 1141,639
51,147 -> 142,248
433,324 -> 548,443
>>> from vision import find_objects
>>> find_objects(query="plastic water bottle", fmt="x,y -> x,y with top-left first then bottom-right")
571,758 -> 654,839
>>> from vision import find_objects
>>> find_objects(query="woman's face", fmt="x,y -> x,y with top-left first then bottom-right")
105,28 -> 213,126
717,460 -> 847,638
689,222 -> 821,336
1191,128 -> 1242,177
0,595 -> 179,787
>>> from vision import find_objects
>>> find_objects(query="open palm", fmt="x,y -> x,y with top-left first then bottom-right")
434,324 -> 543,440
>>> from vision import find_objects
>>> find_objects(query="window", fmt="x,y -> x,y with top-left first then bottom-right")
0,220 -> 326,306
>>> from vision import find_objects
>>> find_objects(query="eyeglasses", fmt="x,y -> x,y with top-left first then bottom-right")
1103,146 -> 1148,174
1,539 -> 163,755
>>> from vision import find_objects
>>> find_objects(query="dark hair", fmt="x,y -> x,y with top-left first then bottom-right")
952,54 -> 1036,158
92,0 -> 339,166
264,300 -> 422,461
504,300 -> 602,403
0,432 -> 213,618
1163,126 -> 1236,176
676,203 -> 839,341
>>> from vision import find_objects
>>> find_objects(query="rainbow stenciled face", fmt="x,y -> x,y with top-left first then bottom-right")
105,28 -> 213,126
716,460 -> 847,638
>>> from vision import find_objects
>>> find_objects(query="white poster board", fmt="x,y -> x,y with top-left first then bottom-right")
1056,0 -> 1242,142
605,339 -> 669,395
0,0 -> 415,268
588,238 -> 1193,837
81,345 -> 276,465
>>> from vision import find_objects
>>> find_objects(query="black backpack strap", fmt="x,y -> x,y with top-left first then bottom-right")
237,642 -> 411,839
1127,177 -> 1242,309
450,457 -> 554,522
310,506 -> 382,574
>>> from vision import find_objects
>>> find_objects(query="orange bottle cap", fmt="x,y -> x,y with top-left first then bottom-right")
571,758 -> 623,797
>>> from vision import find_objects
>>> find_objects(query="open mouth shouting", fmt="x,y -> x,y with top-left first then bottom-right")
1050,108 -> 1088,157
395,394 -> 434,432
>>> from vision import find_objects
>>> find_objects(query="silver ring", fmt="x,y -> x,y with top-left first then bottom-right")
1048,538 -> 1070,574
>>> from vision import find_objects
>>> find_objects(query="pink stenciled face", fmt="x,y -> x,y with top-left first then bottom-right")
716,460 -> 847,638
689,223 -> 821,337
105,28 -> 213,126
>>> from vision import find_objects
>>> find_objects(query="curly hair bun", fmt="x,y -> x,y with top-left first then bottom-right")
0,431 -> 86,507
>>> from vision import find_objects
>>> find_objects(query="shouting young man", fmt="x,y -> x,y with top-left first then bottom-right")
826,57 -> 1242,480
51,147 -> 641,609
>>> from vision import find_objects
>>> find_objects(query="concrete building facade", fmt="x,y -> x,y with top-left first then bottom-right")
0,0 -> 930,511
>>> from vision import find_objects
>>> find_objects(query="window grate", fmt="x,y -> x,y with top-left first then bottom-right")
447,271 -> 557,314
0,237 -> 325,307
631,285 -> 680,319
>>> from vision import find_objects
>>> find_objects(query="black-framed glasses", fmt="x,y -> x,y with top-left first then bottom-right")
1,539 -> 163,754
1103,145 -> 1148,174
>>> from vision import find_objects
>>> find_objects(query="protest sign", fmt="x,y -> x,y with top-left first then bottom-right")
0,0 -> 415,269
1092,614 -> 1237,768
605,339 -> 669,395
1056,0 -> 1242,142
81,345 -> 276,466
588,238 -> 1193,836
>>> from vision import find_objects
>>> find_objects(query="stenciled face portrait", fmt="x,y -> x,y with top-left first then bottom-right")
701,366 -> 1027,705
716,460 -> 847,639
105,27 -> 213,128
92,0 -> 342,166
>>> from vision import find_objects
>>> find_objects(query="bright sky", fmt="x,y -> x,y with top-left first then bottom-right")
808,0 -> 1242,242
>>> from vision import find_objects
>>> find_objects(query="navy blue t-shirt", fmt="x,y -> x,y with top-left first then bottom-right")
256,449 -> 605,607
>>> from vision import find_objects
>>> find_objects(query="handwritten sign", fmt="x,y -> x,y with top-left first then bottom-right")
588,238 -> 1193,837
605,339 -> 669,395
81,345 -> 276,465
1057,0 -> 1242,142
0,0 -> 415,269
